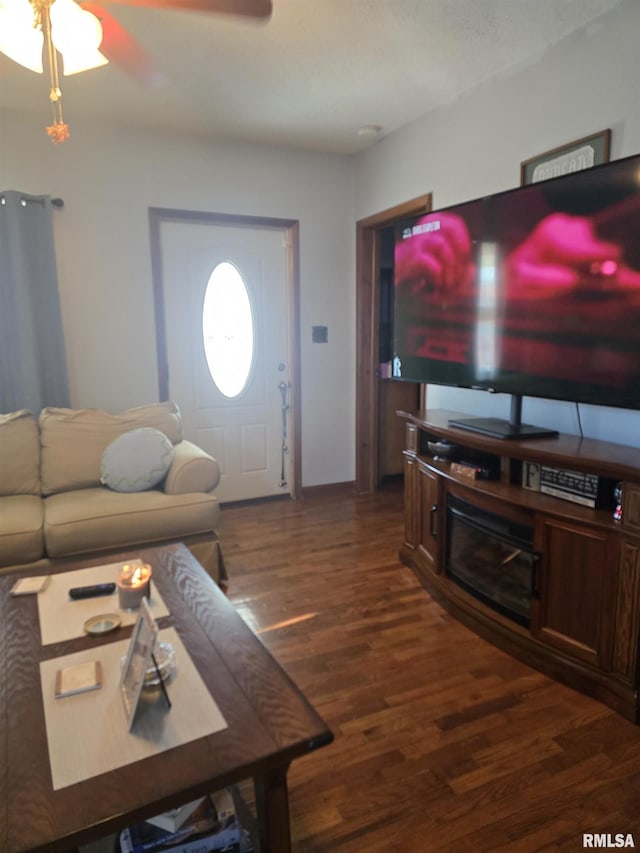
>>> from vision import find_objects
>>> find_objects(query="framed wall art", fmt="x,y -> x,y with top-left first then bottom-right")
520,129 -> 611,185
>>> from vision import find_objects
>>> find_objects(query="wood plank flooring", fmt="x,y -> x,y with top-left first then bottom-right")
220,482 -> 640,852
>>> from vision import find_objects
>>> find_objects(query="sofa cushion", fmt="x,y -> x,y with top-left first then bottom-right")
0,495 -> 45,566
101,428 -> 175,492
0,410 -> 41,496
40,402 -> 183,496
44,487 -> 220,558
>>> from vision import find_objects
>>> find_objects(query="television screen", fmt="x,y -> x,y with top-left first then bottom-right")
392,153 -> 640,413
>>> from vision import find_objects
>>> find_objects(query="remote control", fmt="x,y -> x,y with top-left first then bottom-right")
68,583 -> 116,600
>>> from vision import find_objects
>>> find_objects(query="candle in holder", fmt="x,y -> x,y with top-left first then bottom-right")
117,563 -> 152,610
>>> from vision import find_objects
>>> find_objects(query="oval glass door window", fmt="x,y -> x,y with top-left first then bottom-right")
202,262 -> 254,398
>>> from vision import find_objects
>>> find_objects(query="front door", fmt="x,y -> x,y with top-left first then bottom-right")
153,213 -> 297,503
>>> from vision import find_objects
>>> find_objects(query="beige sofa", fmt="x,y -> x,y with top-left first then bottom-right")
0,402 -> 225,582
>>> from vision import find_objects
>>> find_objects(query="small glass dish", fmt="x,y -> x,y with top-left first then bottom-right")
120,641 -> 176,688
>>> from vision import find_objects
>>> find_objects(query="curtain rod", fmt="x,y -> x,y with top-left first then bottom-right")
0,194 -> 64,208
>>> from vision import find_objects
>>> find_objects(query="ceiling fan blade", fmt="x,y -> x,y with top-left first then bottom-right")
80,1 -> 166,86
98,0 -> 272,18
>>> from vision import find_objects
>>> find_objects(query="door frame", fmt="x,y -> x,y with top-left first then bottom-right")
148,207 -> 302,499
355,194 -> 431,494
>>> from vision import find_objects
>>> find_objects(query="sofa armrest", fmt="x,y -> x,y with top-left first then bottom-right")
163,441 -> 221,495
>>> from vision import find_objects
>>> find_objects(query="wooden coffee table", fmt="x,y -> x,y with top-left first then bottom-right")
0,543 -> 333,852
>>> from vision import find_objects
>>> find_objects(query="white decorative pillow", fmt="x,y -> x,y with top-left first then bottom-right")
101,428 -> 174,493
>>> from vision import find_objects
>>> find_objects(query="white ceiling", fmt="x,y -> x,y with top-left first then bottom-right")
0,0 -> 626,154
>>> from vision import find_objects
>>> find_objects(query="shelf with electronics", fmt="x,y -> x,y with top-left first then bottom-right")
398,407 -> 640,723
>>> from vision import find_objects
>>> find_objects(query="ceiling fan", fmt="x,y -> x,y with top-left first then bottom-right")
0,0 -> 272,142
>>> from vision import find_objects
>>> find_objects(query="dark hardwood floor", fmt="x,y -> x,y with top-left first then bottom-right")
220,481 -> 640,852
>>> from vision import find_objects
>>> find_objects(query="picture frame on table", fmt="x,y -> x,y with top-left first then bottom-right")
520,129 -> 611,186
119,597 -> 159,730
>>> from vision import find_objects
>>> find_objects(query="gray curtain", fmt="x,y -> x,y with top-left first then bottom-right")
0,190 -> 70,413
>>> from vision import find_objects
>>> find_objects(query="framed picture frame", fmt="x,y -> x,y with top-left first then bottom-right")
520,129 -> 611,186
119,597 -> 158,730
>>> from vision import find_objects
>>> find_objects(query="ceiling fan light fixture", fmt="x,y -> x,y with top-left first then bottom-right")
0,0 -> 44,72
60,44 -> 108,75
50,0 -> 108,74
0,0 -> 110,141
60,43 -> 107,75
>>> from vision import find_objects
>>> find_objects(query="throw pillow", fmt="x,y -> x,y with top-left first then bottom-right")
101,428 -> 174,493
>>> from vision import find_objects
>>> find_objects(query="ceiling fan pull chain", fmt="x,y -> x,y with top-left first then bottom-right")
28,0 -> 70,142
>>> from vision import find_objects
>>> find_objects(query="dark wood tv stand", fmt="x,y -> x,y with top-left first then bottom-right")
399,408 -> 640,722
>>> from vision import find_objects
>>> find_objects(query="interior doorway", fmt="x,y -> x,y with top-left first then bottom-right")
355,194 -> 431,493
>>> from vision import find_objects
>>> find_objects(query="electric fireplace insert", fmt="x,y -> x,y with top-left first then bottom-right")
445,494 -> 536,627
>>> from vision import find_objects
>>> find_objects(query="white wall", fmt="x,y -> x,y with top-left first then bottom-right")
0,112 -> 355,487
354,0 -> 640,447
2,0 -> 639,489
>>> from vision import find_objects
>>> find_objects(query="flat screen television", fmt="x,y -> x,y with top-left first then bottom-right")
392,153 -> 640,438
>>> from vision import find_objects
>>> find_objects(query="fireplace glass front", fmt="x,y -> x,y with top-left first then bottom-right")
445,494 -> 535,627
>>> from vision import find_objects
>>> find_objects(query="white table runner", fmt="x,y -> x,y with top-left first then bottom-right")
40,627 -> 228,790
37,560 -> 169,645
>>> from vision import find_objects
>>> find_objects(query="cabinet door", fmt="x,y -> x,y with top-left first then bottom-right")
533,517 -> 617,669
612,537 -> 640,686
417,461 -> 440,575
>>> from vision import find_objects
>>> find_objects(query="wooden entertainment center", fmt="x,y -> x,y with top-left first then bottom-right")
399,408 -> 640,722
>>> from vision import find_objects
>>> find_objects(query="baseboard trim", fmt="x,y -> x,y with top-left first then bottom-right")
221,481 -> 357,507
301,481 -> 356,499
